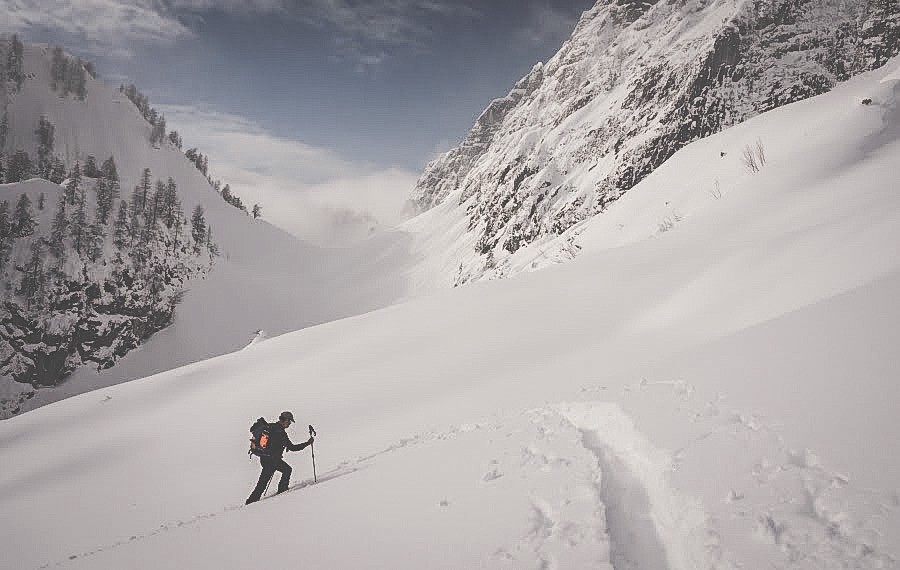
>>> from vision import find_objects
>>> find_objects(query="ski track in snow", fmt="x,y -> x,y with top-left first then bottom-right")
41,382 -> 899,569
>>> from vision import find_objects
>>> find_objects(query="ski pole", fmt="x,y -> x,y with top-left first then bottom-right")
309,424 -> 317,483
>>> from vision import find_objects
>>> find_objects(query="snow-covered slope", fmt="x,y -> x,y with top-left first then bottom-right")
405,0 -> 899,290
0,43 -> 414,416
2,57 -> 898,569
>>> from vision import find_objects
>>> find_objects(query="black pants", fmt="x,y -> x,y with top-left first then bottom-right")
246,456 -> 292,504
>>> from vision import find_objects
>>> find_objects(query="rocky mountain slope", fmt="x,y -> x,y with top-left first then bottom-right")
0,40 -> 413,418
407,0 -> 899,286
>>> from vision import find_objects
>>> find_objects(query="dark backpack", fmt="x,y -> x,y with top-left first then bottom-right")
249,417 -> 273,457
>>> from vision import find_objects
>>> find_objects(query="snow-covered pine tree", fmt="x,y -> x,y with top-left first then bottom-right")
71,186 -> 88,254
48,194 -> 69,264
83,156 -> 99,178
90,157 -> 117,225
12,193 -> 36,238
0,201 -> 10,270
35,116 -> 55,179
150,115 -> 166,146
50,46 -> 66,92
162,177 -> 179,229
34,115 -> 56,180
149,180 -> 165,227
137,167 -> 152,213
66,162 -> 81,205
113,200 -> 129,250
66,56 -> 87,100
95,159 -> 119,225
49,157 -> 66,184
19,239 -> 46,310
167,130 -> 182,150
0,111 -> 8,149
86,222 -> 104,263
7,34 -> 25,91
190,205 -> 206,254
128,185 -> 143,246
252,203 -> 262,219
94,177 -> 109,224
6,150 -> 33,183
101,156 -> 119,187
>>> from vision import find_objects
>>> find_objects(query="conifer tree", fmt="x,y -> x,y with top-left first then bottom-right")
66,162 -> 82,205
113,200 -> 130,250
190,205 -> 206,254
8,35 -> 25,91
50,157 -> 66,184
0,111 -> 8,149
0,153 -> 5,184
167,130 -> 183,150
150,180 -> 165,226
151,115 -> 166,146
252,204 -> 262,219
7,150 -> 33,183
95,177 -> 110,225
137,168 -> 152,212
69,61 -> 87,100
20,239 -> 46,309
35,116 -> 55,179
129,186 -> 143,246
86,222 -> 105,263
83,156 -> 99,178
101,156 -> 119,185
162,177 -> 179,229
48,194 -> 69,262
12,193 -> 36,237
206,225 -> 219,257
71,186 -> 88,254
0,201 -> 10,269
93,158 -> 119,224
171,209 -> 185,255
51,46 -> 67,92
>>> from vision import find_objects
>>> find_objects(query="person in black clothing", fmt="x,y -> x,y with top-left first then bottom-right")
246,411 -> 314,504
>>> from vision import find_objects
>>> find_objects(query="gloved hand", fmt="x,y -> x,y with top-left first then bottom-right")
307,436 -> 315,445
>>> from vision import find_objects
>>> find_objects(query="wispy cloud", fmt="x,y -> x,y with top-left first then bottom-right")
3,0 -> 480,66
299,0 -> 481,69
159,104 -> 419,244
514,2 -> 582,48
3,0 -> 191,53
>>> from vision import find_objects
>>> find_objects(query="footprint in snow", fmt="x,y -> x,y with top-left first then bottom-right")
482,467 -> 504,482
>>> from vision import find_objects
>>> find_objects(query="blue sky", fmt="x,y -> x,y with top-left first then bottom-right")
6,0 -> 594,239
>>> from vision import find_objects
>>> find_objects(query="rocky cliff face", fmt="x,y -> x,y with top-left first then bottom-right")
408,0 -> 900,285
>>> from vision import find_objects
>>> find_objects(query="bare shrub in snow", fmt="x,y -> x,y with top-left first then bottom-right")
755,138 -> 767,167
741,138 -> 767,174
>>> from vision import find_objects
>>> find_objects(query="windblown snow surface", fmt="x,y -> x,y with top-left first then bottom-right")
1,59 -> 899,570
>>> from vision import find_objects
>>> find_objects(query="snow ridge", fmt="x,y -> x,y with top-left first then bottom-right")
407,0 -> 900,288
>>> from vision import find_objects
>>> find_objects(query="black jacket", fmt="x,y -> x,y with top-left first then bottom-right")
265,423 -> 311,458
